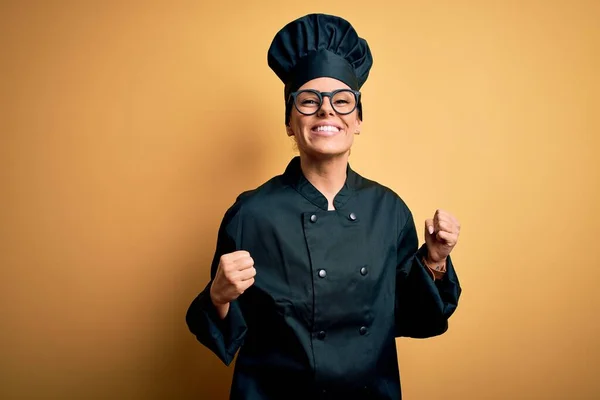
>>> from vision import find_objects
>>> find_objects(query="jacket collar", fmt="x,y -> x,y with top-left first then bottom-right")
282,156 -> 359,211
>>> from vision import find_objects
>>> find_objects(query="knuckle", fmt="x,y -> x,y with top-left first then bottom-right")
222,263 -> 232,272
224,269 -> 236,280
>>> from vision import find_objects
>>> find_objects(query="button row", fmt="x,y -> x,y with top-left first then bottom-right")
317,267 -> 368,278
309,212 -> 358,223
315,326 -> 368,340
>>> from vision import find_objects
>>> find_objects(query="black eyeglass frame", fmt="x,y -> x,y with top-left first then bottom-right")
288,89 -> 362,116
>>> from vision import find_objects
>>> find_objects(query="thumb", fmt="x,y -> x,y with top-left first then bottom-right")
425,218 -> 435,235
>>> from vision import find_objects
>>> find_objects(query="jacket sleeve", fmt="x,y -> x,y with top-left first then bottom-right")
185,205 -> 248,365
394,210 -> 462,338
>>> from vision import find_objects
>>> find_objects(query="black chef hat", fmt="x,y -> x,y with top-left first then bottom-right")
267,13 -> 373,125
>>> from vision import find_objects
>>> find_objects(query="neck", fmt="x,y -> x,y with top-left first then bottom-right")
299,152 -> 349,210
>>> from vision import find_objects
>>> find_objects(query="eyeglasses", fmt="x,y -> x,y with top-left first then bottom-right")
289,89 -> 361,116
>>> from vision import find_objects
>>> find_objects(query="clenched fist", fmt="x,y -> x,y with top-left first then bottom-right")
424,209 -> 461,264
210,250 -> 256,309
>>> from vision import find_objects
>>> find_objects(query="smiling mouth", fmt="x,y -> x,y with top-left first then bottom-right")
312,125 -> 341,133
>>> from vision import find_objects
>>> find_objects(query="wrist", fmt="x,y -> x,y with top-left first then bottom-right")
210,295 -> 228,310
425,252 -> 447,265
209,284 -> 226,307
422,256 -> 446,280
209,290 -> 230,320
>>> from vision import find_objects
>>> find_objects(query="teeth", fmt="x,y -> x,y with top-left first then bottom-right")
315,125 -> 340,132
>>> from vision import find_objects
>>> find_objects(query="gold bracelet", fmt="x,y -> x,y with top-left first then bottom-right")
422,257 -> 446,279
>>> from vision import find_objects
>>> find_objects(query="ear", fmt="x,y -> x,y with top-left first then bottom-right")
286,124 -> 295,137
355,118 -> 362,135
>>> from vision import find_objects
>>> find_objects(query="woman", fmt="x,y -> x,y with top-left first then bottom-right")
186,13 -> 462,400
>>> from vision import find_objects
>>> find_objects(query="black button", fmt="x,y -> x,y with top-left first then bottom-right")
318,269 -> 327,278
349,212 -> 357,221
317,331 -> 326,339
359,326 -> 368,335
310,214 -> 318,223
360,267 -> 368,276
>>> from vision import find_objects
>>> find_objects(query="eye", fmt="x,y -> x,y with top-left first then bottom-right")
296,92 -> 320,107
332,91 -> 355,107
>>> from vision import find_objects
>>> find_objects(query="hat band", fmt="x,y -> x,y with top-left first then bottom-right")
284,49 -> 359,102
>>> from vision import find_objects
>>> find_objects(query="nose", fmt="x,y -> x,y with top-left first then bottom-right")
317,94 -> 335,117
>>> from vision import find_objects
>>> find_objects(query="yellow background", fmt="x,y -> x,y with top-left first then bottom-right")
1,1 -> 599,399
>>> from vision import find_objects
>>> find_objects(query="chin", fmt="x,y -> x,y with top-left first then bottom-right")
304,145 -> 351,159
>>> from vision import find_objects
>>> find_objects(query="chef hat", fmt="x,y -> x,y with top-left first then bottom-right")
267,13 -> 373,125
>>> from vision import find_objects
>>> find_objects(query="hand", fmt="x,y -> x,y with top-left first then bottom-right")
210,250 -> 256,307
424,209 -> 461,263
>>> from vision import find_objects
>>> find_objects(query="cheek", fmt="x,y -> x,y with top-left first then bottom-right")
289,112 -> 305,130
342,115 -> 360,132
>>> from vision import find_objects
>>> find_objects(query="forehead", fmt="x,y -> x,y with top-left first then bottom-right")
298,77 -> 351,91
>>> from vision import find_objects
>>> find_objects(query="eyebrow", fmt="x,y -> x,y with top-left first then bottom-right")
300,88 -> 349,91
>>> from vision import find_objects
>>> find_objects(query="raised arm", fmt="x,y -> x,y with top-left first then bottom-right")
394,210 -> 462,338
185,206 -> 254,365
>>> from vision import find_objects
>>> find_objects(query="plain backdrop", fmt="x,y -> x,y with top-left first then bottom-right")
1,1 -> 599,399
